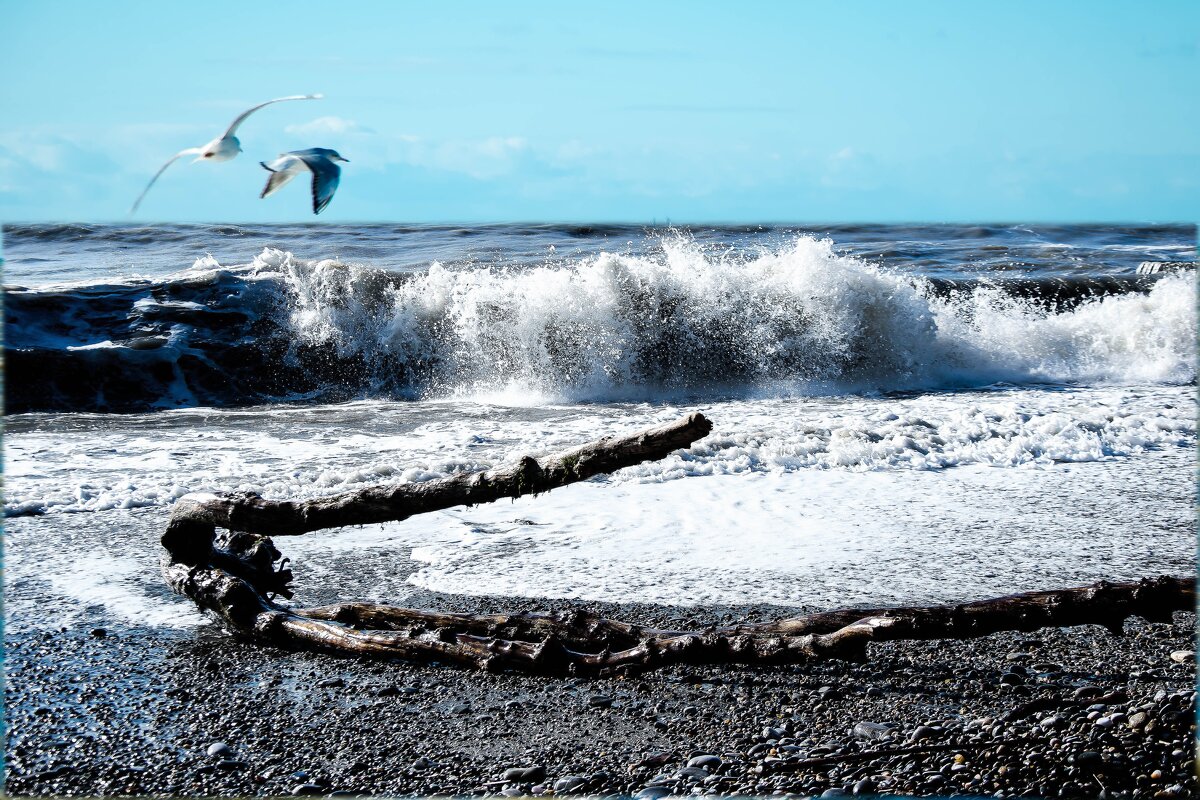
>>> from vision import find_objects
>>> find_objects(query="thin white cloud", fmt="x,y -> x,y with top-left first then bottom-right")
285,116 -> 374,137
399,136 -> 530,179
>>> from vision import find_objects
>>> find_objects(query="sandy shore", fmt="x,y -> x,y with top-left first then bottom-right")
4,589 -> 1196,798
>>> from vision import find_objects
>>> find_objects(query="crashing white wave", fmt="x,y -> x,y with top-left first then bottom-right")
252,235 -> 1196,400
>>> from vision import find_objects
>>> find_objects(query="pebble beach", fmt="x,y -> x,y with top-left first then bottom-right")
5,589 -> 1196,798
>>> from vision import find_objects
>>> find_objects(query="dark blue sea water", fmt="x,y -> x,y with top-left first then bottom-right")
4,222 -> 1194,286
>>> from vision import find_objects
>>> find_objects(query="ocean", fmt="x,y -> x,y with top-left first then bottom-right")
3,222 -> 1196,634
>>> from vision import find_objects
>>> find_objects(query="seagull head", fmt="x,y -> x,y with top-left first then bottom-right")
330,150 -> 349,163
194,135 -> 243,163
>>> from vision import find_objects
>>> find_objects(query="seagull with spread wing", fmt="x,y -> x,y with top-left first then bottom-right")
259,148 -> 349,215
130,94 -> 322,214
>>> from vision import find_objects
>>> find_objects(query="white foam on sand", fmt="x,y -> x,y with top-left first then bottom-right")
5,386 -> 1192,517
404,449 -> 1194,608
3,385 -> 1194,627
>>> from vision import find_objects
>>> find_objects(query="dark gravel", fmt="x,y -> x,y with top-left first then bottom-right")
4,595 -> 1196,798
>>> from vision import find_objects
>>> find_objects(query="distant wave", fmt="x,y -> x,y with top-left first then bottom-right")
5,236 -> 1195,413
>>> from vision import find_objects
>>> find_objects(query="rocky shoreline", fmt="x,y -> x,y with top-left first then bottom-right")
4,595 -> 1196,798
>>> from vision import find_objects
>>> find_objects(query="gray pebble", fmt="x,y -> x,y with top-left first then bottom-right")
206,742 -> 232,758
502,766 -> 546,783
909,725 -> 939,742
588,694 -> 614,709
853,721 -> 895,741
852,778 -> 875,795
554,775 -> 589,794
687,755 -> 721,770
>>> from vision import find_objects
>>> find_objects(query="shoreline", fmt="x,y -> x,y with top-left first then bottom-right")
5,590 -> 1196,798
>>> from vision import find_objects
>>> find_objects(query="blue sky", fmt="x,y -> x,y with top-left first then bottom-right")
2,1 -> 1197,222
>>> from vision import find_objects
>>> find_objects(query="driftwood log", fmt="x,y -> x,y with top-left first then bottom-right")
162,412 -> 1195,675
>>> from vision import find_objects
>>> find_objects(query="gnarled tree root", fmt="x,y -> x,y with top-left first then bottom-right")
161,411 -> 1194,675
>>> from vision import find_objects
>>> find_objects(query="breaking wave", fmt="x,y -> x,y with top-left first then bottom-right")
5,236 -> 1195,412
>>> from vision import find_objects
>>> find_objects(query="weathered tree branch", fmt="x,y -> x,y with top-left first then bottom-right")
161,411 -> 1194,674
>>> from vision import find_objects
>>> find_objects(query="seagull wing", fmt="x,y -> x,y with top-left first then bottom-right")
259,155 -> 304,199
130,147 -> 204,214
221,94 -> 323,139
296,152 -> 342,215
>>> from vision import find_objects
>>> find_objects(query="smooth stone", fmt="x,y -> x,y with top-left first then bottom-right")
554,775 -> 589,794
206,742 -> 232,758
636,788 -> 672,799
852,778 -> 875,795
1038,715 -> 1062,730
675,766 -> 709,780
1170,650 -> 1194,664
503,766 -> 546,783
588,695 -> 614,709
318,677 -> 345,689
1127,711 -> 1150,729
909,725 -> 939,742
292,785 -> 325,796
853,721 -> 895,741
688,755 -> 722,770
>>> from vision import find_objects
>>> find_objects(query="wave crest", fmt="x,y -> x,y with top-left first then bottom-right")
5,236 -> 1195,412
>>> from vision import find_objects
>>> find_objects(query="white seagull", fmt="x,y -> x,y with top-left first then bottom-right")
259,148 -> 349,215
130,94 -> 322,214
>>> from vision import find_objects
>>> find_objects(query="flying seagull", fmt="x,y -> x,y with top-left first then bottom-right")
130,94 -> 322,214
259,148 -> 349,215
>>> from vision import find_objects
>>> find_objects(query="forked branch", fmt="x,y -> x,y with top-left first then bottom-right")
161,412 -> 1193,674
